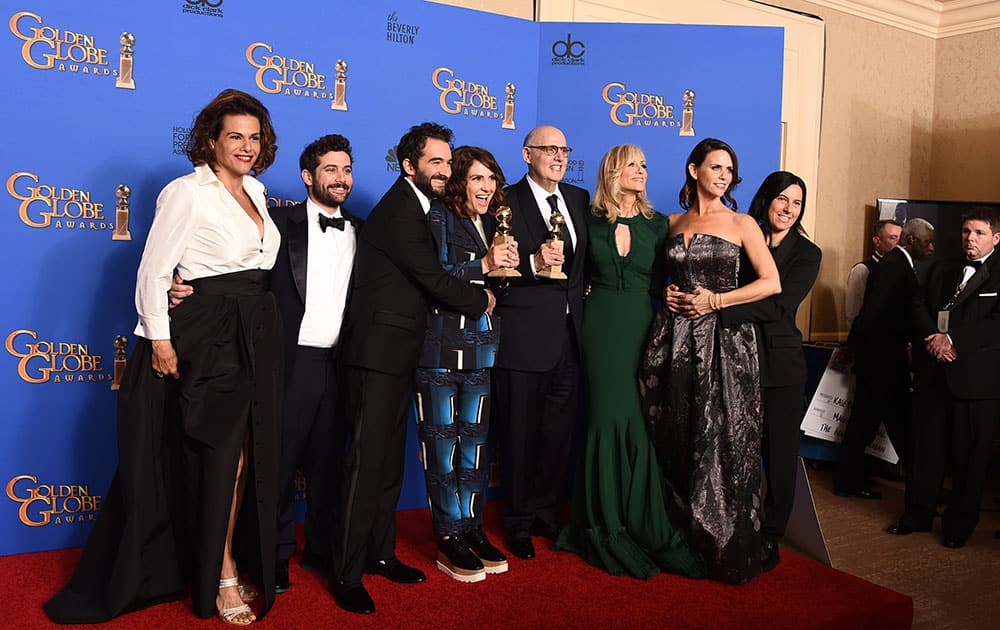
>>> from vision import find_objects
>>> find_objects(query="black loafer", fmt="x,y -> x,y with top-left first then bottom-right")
275,560 -> 290,594
365,558 -> 426,584
333,583 -> 375,615
942,536 -> 966,549
507,535 -> 535,560
886,521 -> 931,536
761,540 -> 780,573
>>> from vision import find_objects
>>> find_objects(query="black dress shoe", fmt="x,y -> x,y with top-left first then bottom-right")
365,558 -> 426,583
301,550 -> 331,576
275,560 -> 290,594
462,528 -> 509,574
942,536 -> 967,549
886,521 -> 931,536
833,487 -> 882,500
530,520 -> 560,541
507,535 -> 535,560
333,583 -> 375,615
761,540 -> 780,573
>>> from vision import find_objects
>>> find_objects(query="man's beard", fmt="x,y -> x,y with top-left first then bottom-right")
413,170 -> 447,199
312,184 -> 350,209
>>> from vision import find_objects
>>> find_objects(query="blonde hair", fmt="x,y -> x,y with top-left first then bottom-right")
592,144 -> 654,223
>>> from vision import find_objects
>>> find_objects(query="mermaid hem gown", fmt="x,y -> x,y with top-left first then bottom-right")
555,211 -> 704,580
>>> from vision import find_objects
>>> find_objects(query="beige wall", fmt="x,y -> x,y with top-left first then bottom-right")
433,0 -> 999,340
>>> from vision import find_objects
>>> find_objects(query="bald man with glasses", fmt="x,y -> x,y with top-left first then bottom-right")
491,125 -> 590,560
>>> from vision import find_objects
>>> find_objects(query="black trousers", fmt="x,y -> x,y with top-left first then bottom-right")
903,376 -> 999,540
276,346 -> 345,565
493,323 -> 580,536
335,366 -> 413,586
834,354 -> 910,494
761,383 -> 805,543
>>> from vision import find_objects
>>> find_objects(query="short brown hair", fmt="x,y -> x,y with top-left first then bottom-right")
961,206 -> 1000,234
186,89 -> 277,175
443,146 -> 506,219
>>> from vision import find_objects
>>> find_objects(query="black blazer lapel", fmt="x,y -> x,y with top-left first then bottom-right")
516,178 -> 550,248
952,262 -> 991,309
287,204 -> 309,304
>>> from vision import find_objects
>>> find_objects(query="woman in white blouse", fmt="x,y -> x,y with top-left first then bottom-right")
45,89 -> 283,626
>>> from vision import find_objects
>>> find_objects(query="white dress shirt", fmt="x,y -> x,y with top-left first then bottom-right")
134,164 -> 279,340
403,177 -> 432,214
525,175 -> 577,249
297,199 -> 356,348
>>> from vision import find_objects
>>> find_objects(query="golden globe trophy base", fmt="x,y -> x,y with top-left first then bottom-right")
487,234 -> 521,278
536,239 -> 567,280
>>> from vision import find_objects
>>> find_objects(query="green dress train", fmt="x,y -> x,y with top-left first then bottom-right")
555,210 -> 704,579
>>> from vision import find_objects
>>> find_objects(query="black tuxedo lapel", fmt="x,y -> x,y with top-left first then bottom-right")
951,262 -> 991,309
515,179 -> 551,248
287,205 -> 309,304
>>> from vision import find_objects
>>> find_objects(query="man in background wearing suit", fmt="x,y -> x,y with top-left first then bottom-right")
835,218 -> 935,499
267,135 -> 362,593
332,123 -> 494,614
492,125 -> 590,560
845,219 -> 902,327
889,208 -> 1000,548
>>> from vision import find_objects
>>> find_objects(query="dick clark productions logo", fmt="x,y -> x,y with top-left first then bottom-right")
551,33 -> 585,65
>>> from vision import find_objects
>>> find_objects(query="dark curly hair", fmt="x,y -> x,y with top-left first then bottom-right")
299,134 -> 352,173
678,137 -> 740,210
396,122 -> 452,172
186,88 -> 277,175
443,146 -> 506,219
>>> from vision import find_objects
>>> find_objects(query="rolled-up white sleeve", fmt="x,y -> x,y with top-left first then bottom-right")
133,180 -> 199,340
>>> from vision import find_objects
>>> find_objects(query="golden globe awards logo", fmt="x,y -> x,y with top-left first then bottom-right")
8,11 -> 132,87
6,475 -> 101,527
431,67 -> 514,129
5,330 -> 111,384
246,42 -> 344,106
602,82 -> 688,129
6,172 -> 114,231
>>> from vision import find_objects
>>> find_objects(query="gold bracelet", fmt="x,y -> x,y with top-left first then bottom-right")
718,292 -> 725,310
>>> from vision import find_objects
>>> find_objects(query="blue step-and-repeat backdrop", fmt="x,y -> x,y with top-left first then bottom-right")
0,0 -> 783,555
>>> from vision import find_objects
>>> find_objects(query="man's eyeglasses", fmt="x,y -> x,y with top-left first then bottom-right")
526,145 -> 573,156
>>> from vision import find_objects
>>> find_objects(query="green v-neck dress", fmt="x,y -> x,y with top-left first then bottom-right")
555,210 -> 704,579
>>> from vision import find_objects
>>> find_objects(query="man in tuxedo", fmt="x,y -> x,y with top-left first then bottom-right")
492,125 -> 589,560
834,218 -> 935,499
171,135 -> 363,593
332,123 -> 494,614
846,219 -> 902,327
888,208 -> 1000,547
267,134 -> 362,592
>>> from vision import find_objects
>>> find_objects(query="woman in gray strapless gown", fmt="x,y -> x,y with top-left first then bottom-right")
638,139 -> 781,584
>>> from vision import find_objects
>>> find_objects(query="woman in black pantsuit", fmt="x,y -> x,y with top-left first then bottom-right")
713,171 -> 821,572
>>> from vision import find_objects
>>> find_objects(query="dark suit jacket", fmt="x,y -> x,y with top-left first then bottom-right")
847,246 -> 917,373
268,201 -> 363,370
719,229 -> 821,387
493,176 -> 590,372
340,177 -> 488,375
417,200 -> 500,370
911,253 -> 1000,400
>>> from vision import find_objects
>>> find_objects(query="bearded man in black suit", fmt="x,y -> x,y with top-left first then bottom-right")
492,125 -> 589,560
332,123 -> 494,614
888,208 -> 1000,548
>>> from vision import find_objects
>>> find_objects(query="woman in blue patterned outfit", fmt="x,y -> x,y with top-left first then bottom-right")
415,146 -> 519,582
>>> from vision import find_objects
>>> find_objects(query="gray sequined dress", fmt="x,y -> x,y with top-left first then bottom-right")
638,232 -> 763,584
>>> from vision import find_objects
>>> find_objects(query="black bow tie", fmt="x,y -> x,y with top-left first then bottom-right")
966,259 -> 983,270
319,213 -> 345,232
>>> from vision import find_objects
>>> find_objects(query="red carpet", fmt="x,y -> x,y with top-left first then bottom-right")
2,503 -> 911,629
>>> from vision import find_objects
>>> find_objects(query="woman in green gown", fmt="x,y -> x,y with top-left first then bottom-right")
555,144 -> 704,579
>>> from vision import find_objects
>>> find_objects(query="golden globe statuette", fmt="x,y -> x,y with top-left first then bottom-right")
487,206 -> 521,278
502,82 -> 516,130
536,212 -> 568,280
112,184 -> 132,241
679,89 -> 695,137
116,32 -> 135,90
331,59 -> 348,111
111,335 -> 128,391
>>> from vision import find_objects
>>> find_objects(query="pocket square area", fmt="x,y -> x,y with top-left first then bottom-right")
977,292 -> 998,297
